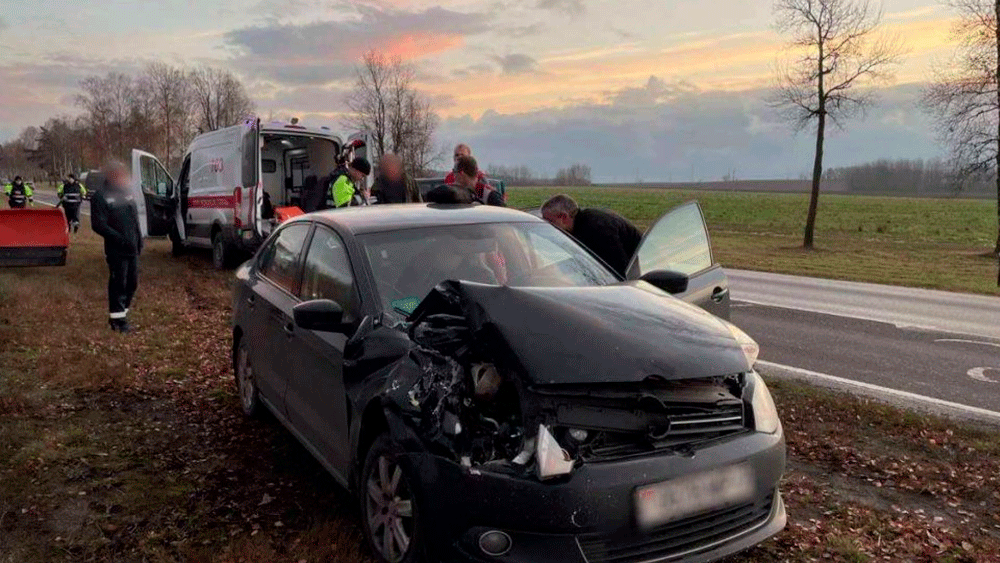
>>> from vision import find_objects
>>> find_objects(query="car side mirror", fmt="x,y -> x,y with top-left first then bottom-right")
165,184 -> 174,197
641,270 -> 689,295
293,299 -> 347,333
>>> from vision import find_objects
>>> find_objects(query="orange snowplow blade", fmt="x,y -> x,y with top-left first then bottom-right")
0,208 -> 70,267
274,206 -> 304,223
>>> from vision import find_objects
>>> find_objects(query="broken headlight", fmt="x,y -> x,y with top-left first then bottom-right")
749,372 -> 780,434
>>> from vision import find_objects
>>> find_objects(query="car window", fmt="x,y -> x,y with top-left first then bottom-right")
630,203 -> 713,278
139,155 -> 157,195
301,226 -> 357,320
257,224 -> 311,294
359,222 -> 618,316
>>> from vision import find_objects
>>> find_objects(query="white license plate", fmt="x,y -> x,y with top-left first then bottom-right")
635,464 -> 755,529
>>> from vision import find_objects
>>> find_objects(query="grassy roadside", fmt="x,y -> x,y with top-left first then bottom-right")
507,187 -> 1000,296
1,226 -> 998,563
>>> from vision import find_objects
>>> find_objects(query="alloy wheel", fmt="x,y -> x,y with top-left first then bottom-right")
365,455 -> 414,563
236,343 -> 256,413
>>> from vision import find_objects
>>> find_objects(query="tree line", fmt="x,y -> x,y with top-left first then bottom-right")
0,63 -> 254,181
824,158 -> 994,196
485,163 -> 593,186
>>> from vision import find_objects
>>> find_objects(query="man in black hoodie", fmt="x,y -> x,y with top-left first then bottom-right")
91,162 -> 143,333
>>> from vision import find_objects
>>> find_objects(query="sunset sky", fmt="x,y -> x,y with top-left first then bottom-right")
0,0 -> 965,180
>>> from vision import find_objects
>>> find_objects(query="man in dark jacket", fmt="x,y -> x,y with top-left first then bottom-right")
91,162 -> 143,333
58,174 -> 87,232
542,193 -> 643,277
371,154 -> 422,204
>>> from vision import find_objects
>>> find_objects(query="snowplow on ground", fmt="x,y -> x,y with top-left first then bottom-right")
0,208 -> 70,267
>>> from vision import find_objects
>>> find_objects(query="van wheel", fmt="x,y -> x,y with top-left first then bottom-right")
170,226 -> 185,257
212,231 -> 229,269
361,434 -> 423,563
234,337 -> 261,417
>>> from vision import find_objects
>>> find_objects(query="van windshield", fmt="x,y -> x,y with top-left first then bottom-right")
260,134 -> 339,209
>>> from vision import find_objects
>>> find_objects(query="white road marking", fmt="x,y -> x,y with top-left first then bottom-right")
735,298 -> 948,334
968,367 -> 999,384
935,338 -> 1000,349
757,360 -> 1000,424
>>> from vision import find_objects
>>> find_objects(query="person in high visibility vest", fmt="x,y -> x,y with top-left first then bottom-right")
5,176 -> 33,208
58,173 -> 88,232
329,157 -> 371,208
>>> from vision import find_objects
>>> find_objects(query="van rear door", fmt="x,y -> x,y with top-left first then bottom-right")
237,118 -> 262,239
130,149 -> 177,238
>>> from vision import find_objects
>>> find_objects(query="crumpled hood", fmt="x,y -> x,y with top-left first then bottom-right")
409,280 -> 751,385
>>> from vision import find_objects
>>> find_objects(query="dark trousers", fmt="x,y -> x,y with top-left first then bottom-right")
64,204 -> 81,226
106,254 -> 138,319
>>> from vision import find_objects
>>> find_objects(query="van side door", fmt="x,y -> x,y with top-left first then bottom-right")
130,149 -> 177,238
625,202 -> 731,319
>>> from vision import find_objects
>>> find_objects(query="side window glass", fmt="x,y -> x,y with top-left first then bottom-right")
154,162 -> 173,196
301,227 -> 357,320
632,203 -> 713,278
258,224 -> 310,294
140,156 -> 157,195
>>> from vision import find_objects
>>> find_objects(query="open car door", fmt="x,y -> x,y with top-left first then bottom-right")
625,202 -> 731,319
131,149 -> 178,238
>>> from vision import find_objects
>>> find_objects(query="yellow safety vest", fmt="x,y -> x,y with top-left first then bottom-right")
331,175 -> 354,208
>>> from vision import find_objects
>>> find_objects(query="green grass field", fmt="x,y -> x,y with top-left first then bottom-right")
508,187 -> 1000,295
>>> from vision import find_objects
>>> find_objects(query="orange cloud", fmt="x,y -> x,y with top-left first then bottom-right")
383,32 -> 465,60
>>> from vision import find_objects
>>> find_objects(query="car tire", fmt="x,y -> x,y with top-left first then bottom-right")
212,231 -> 230,270
234,337 -> 261,418
361,433 -> 423,563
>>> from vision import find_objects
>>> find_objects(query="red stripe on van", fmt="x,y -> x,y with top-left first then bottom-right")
188,195 -> 236,209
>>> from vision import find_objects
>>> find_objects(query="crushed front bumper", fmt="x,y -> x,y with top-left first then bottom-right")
402,428 -> 786,563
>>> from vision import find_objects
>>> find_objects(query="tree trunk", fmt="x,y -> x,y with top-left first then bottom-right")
805,38 -> 826,250
995,0 -> 999,285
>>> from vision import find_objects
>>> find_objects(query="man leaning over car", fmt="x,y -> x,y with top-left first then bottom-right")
541,193 -> 643,277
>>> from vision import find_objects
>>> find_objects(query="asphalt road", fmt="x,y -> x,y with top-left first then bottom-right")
729,269 -> 1000,415
33,190 -> 91,215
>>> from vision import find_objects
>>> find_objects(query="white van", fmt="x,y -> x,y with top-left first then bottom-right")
128,119 -> 371,268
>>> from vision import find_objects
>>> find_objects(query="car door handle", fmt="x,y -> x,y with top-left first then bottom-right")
246,295 -> 255,306
711,287 -> 730,303
283,322 -> 295,335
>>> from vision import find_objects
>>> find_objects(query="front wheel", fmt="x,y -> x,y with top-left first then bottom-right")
212,231 -> 230,270
170,226 -> 185,257
361,434 -> 423,563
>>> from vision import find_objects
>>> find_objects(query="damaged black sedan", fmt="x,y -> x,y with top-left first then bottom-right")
231,203 -> 785,563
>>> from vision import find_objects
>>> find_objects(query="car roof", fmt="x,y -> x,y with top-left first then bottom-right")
306,204 -> 545,235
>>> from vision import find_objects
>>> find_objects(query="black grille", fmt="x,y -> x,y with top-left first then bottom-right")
581,403 -> 747,462
577,493 -> 774,563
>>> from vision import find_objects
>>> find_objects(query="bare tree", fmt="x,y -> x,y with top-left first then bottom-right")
344,49 -> 441,175
141,63 -> 190,169
188,67 -> 255,133
772,0 -> 903,248
923,0 -> 1000,264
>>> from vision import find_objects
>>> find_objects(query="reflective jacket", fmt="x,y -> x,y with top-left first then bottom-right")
330,174 -> 355,208
5,182 -> 33,208
58,181 -> 87,205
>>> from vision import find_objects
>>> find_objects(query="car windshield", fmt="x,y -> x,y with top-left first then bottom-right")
358,222 -> 619,316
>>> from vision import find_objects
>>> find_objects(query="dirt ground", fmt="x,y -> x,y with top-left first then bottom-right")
1,226 -> 998,563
